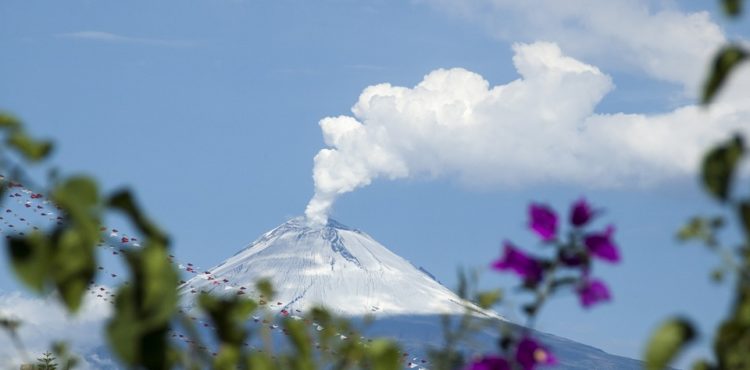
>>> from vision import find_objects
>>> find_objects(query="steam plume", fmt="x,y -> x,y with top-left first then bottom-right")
305,42 -> 750,223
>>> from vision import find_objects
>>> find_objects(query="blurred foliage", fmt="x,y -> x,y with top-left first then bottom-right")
51,342 -> 79,370
652,125 -> 750,370
677,216 -> 724,248
0,112 -> 53,162
0,113 -> 412,370
701,136 -> 743,202
703,46 -> 747,104
644,318 -> 696,370
644,2 -> 750,369
702,0 -> 749,103
106,242 -> 178,368
723,0 -> 743,16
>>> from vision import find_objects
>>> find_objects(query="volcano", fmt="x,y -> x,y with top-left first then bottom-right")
180,217 -> 645,370
181,217 -> 497,318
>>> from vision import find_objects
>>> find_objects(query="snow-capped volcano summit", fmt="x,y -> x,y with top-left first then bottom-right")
181,217 -> 497,318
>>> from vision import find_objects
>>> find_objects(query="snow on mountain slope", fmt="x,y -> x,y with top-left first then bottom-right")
179,218 -> 647,369
181,217 -> 499,318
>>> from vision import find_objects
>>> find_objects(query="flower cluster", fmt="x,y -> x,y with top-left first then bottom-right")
492,198 -> 619,308
469,199 -> 620,370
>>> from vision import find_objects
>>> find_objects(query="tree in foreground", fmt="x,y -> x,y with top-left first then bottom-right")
36,351 -> 58,370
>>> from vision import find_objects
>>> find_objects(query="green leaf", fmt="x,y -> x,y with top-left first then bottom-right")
108,190 -> 169,246
108,292 -> 174,369
738,203 -> 750,244
711,268 -> 725,283
475,289 -> 503,309
0,112 -> 53,162
677,216 -> 724,247
6,228 -> 97,312
54,177 -> 98,206
714,316 -> 750,369
46,176 -> 102,312
701,136 -> 744,202
136,242 -> 179,327
644,317 -> 696,370
692,358 -> 715,370
703,45 -> 747,104
107,242 -> 178,368
677,217 -> 708,241
246,352 -> 274,370
284,319 -> 312,357
284,319 -> 315,370
107,285 -> 141,364
722,0 -> 742,16
52,176 -> 100,228
198,293 -> 256,346
366,339 -> 401,370
0,112 -> 21,130
6,131 -> 53,162
7,232 -> 51,292
52,228 -> 96,312
213,346 -> 241,370
256,279 -> 275,300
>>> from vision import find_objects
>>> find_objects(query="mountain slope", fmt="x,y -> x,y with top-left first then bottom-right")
180,217 -> 646,369
181,217 -> 496,318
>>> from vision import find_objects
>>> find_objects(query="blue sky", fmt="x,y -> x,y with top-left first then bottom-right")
1,0 -> 750,367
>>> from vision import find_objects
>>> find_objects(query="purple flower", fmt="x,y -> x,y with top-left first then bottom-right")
491,242 -> 544,283
584,225 -> 620,263
570,198 -> 595,227
577,278 -> 611,308
465,355 -> 510,370
516,337 -> 557,370
529,203 -> 558,241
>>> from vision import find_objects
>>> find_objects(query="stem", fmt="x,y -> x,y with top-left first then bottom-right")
525,263 -> 558,330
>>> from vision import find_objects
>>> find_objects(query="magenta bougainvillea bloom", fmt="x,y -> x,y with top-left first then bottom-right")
529,204 -> 557,241
584,225 -> 620,263
491,242 -> 544,283
465,355 -> 510,370
516,337 -> 557,370
570,198 -> 595,227
577,278 -> 611,308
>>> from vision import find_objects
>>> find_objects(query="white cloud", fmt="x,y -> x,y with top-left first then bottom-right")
57,31 -> 195,48
305,42 -> 750,223
420,0 -> 726,92
0,291 -> 112,370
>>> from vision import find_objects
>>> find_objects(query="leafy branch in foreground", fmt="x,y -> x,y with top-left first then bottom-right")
0,112 -> 406,369
702,0 -> 749,104
641,2 -> 750,370
655,134 -> 750,370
